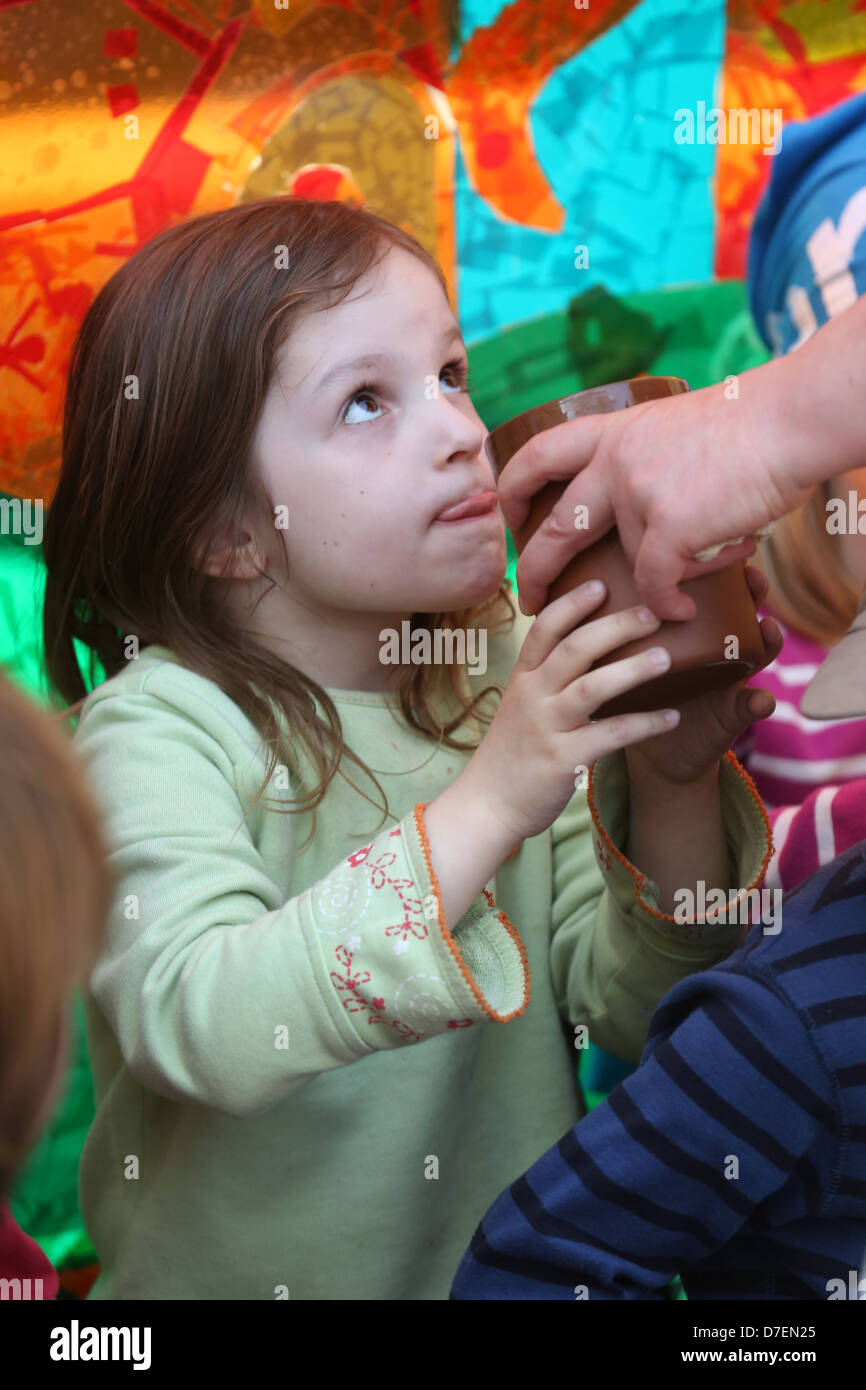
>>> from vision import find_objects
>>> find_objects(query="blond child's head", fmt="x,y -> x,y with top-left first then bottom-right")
43,197 -> 514,850
0,671 -> 112,1199
747,93 -> 866,645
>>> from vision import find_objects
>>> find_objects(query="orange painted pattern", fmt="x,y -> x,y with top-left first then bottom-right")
716,0 -> 866,278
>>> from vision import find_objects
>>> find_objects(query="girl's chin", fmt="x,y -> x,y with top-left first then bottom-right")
433,573 -> 508,610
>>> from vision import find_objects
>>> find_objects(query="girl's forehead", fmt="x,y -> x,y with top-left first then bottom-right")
276,271 -> 459,385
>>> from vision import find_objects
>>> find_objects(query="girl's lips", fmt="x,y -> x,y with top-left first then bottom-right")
435,490 -> 499,522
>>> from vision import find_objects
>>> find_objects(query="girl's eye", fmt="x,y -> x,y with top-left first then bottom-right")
440,359 -> 471,393
340,359 -> 472,425
342,387 -> 382,426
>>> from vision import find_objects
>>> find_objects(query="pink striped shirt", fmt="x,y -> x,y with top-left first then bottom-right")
733,607 -> 866,892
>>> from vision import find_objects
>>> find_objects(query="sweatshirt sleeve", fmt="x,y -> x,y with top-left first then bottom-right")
74,679 -> 529,1119
549,749 -> 773,1064
451,967 -> 832,1300
763,781 -> 866,895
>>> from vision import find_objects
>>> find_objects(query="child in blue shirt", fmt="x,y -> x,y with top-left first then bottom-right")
453,797 -> 866,1300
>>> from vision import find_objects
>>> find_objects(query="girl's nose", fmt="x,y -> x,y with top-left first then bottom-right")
427,394 -> 486,461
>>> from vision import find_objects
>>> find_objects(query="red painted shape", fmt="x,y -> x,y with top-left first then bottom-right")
104,28 -> 138,58
106,83 -> 139,119
292,167 -> 345,200
477,131 -> 511,169
398,42 -> 445,92
756,4 -> 807,63
122,0 -> 212,57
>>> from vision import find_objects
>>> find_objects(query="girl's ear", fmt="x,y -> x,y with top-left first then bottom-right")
191,522 -> 268,581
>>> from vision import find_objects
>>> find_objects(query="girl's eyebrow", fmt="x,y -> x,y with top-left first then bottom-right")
311,325 -> 466,400
312,353 -> 393,399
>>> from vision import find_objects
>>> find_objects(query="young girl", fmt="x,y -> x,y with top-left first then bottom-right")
42,195 -> 778,1300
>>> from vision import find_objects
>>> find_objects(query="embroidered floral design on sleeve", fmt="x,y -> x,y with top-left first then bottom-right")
329,944 -> 424,1043
393,974 -> 474,1034
344,841 -> 430,954
319,823 -> 481,1041
310,849 -> 373,937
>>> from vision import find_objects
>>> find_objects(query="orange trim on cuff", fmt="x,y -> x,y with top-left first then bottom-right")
586,750 -> 774,927
412,802 -> 530,1021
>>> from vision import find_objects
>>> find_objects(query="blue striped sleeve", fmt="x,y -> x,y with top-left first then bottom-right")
451,970 -> 833,1299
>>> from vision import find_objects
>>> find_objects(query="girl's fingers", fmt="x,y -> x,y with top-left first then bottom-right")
752,615 -> 783,677
747,687 -> 776,720
544,602 -> 663,693
572,705 -> 681,766
719,685 -> 775,743
760,612 -> 781,637
516,579 -> 610,670
744,562 -> 769,605
560,645 -> 673,725
519,581 -> 665,686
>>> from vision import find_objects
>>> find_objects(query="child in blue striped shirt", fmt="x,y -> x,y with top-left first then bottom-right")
452,833 -> 866,1300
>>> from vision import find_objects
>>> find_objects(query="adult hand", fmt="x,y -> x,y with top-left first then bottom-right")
497,363 -> 816,622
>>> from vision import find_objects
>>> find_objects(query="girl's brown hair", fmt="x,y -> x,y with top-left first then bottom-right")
757,484 -> 860,646
42,196 -> 514,852
0,671 -> 112,1198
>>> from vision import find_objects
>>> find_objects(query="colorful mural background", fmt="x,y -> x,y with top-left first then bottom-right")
3,0 -> 866,508
2,0 -> 866,1287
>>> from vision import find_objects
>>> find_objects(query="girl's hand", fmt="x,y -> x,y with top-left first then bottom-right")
464,581 -> 682,846
624,564 -> 782,789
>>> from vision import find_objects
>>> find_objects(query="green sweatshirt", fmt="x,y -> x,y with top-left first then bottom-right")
73,599 -> 770,1300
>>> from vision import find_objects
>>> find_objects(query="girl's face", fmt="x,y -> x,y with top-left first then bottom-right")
250,246 -> 507,617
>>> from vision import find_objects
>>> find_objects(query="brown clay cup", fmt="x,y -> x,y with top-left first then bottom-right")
485,376 -> 765,719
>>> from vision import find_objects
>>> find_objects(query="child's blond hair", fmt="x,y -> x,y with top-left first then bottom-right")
757,484 -> 861,646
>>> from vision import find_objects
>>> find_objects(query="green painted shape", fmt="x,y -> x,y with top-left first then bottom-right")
468,279 -> 769,434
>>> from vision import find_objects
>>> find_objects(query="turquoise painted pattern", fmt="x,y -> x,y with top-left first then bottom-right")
456,0 -> 727,341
